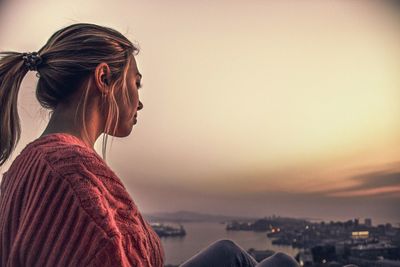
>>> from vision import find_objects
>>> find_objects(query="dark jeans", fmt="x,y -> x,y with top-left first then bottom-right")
179,239 -> 300,267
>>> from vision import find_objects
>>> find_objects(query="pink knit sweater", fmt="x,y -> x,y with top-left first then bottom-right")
0,133 -> 164,267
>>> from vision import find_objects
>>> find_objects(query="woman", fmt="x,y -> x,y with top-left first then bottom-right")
0,23 -> 162,267
0,23 -> 300,267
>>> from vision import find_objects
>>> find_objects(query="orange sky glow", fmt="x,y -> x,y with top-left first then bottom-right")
1,0 -> 399,224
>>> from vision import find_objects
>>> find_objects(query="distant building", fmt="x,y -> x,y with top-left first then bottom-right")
297,250 -> 313,267
351,231 -> 369,240
350,242 -> 399,261
364,218 -> 372,227
311,244 -> 336,264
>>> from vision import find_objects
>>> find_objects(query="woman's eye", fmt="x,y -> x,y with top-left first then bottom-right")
136,81 -> 142,89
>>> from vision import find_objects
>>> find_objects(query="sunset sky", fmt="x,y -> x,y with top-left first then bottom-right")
0,0 -> 399,224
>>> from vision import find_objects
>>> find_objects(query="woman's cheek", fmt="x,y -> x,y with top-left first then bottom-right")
132,90 -> 139,110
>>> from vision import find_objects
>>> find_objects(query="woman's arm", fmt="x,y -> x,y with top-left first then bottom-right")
86,234 -> 152,267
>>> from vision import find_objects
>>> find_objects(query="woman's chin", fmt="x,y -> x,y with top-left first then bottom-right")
105,124 -> 134,138
104,116 -> 137,137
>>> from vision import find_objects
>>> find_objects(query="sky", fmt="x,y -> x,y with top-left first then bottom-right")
0,0 -> 399,225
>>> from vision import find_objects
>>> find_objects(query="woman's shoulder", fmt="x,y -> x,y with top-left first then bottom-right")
23,133 -> 136,236
26,132 -> 103,165
31,132 -> 131,196
24,133 -> 120,182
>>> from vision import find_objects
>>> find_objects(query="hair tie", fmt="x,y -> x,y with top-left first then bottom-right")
21,52 -> 43,71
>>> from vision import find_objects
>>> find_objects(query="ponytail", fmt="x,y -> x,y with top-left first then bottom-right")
0,52 -> 29,166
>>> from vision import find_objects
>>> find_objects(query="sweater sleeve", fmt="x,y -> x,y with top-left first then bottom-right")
44,144 -> 162,266
86,234 -> 151,267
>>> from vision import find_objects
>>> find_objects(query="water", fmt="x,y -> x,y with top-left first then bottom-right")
160,222 -> 299,265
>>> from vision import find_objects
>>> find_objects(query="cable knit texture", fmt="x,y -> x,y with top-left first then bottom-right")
0,133 -> 164,267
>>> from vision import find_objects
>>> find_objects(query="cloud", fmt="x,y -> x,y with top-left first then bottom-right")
329,185 -> 400,197
323,163 -> 400,198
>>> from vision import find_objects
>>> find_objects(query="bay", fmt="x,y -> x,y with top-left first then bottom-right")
160,222 -> 300,266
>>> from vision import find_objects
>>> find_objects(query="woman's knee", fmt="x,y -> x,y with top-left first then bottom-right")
273,252 -> 293,260
180,239 -> 256,267
211,239 -> 241,253
258,252 -> 299,267
272,252 -> 299,266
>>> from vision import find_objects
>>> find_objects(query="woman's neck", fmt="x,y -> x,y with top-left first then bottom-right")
40,105 -> 102,149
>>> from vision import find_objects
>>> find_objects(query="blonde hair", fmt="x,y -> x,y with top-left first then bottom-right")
0,23 -> 139,166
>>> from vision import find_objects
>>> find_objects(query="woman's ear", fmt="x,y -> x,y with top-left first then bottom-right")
94,62 -> 112,95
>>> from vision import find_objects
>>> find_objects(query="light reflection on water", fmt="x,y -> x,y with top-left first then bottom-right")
160,222 -> 299,266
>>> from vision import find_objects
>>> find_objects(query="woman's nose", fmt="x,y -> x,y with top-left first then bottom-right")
138,101 -> 144,111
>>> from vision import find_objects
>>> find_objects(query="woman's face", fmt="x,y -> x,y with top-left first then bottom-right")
111,56 -> 143,137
